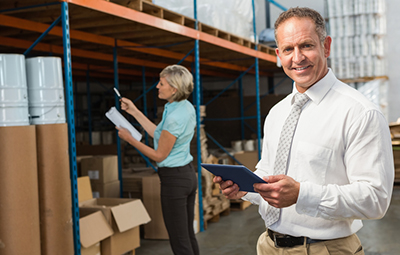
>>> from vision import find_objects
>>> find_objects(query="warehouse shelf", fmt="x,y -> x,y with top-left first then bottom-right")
0,0 -> 279,78
0,0 -> 280,254
340,75 -> 389,84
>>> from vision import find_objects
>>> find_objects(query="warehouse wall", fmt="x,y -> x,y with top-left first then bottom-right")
385,0 -> 400,122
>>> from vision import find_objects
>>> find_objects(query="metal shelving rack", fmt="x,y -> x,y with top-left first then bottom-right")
0,0 -> 281,254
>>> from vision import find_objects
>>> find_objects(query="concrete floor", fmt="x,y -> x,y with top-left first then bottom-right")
135,186 -> 400,255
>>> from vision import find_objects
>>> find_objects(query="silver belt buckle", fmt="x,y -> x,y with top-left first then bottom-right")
272,233 -> 286,248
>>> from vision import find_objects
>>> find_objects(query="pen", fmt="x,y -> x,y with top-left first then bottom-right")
113,87 -> 122,99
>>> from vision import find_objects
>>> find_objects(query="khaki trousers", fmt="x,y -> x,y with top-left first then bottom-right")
256,230 -> 365,255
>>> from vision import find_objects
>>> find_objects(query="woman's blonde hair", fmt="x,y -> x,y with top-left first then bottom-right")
160,65 -> 193,102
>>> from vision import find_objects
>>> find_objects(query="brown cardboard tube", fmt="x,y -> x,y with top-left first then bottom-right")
0,125 -> 41,255
36,123 -> 74,255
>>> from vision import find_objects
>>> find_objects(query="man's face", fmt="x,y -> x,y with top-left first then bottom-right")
275,17 -> 332,93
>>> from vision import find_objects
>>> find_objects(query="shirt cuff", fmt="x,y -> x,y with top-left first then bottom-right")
242,192 -> 260,205
296,182 -> 323,217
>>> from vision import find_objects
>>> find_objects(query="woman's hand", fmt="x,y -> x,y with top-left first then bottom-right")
120,97 -> 138,115
116,126 -> 133,143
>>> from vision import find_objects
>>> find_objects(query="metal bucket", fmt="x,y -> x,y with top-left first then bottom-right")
29,105 -> 66,125
26,57 -> 66,125
0,54 -> 29,126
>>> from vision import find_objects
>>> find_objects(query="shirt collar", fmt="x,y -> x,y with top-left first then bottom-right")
165,100 -> 185,111
291,68 -> 336,105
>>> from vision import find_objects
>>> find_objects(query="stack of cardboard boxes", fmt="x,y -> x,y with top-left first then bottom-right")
78,176 -> 151,255
123,169 -> 200,239
80,155 -> 121,198
389,121 -> 400,182
393,149 -> 400,183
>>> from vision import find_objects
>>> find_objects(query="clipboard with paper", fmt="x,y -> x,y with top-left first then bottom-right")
105,107 -> 142,141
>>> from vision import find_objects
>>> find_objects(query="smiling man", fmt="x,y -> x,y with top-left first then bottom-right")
214,7 -> 394,255
275,13 -> 331,93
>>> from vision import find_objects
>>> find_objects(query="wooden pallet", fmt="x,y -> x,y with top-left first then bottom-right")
111,0 -> 275,54
203,206 -> 230,230
230,199 -> 252,211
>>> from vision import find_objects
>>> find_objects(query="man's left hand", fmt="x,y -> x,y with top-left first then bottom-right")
253,175 -> 300,208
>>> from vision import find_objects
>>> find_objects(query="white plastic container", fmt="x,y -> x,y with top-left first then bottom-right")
0,54 -> 29,126
231,140 -> 243,152
243,140 -> 255,151
26,56 -> 66,125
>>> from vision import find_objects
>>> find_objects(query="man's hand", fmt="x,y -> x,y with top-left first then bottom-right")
213,176 -> 247,199
253,175 -> 300,208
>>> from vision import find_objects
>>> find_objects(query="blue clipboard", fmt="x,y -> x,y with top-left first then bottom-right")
201,163 -> 267,192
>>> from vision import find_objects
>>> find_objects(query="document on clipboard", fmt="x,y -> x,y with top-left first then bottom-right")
105,107 -> 142,141
201,163 -> 267,193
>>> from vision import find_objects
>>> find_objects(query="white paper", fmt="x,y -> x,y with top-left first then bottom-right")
105,107 -> 142,141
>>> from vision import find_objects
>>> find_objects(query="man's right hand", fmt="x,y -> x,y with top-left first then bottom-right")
213,176 -> 247,199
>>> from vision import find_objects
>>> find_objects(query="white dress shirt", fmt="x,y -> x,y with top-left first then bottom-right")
243,69 -> 394,239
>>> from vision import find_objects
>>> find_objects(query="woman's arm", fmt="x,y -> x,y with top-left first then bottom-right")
120,97 -> 157,137
117,127 -> 176,162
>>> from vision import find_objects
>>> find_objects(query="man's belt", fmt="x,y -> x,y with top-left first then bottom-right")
268,229 -> 327,248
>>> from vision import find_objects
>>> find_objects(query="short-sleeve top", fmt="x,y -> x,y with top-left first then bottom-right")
153,100 -> 196,167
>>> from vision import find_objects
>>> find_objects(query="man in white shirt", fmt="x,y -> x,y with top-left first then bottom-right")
214,7 -> 394,255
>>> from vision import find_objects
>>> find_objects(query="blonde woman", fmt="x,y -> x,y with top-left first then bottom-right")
116,64 -> 199,255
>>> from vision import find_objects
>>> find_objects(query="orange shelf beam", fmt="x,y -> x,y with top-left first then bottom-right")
0,14 -> 270,75
71,62 -> 159,77
0,36 -> 237,78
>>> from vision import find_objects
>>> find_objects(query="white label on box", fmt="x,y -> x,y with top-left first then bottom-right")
88,170 -> 99,180
92,192 -> 100,198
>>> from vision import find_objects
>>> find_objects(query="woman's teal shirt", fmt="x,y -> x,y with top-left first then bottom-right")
153,100 -> 196,167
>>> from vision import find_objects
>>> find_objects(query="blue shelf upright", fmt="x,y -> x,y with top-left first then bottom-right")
252,0 -> 262,160
193,0 -> 205,233
61,2 -> 81,254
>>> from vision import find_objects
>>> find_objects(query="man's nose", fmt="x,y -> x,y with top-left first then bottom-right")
292,48 -> 305,64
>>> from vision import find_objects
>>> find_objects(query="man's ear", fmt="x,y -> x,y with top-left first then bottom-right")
275,47 -> 280,58
324,36 -> 332,58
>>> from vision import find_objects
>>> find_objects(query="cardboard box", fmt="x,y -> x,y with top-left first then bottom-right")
78,177 -> 151,255
234,151 -> 259,172
393,148 -> 400,164
91,180 -> 121,198
80,211 -> 113,255
81,243 -> 100,255
81,155 -> 118,184
142,173 -> 169,239
141,172 -> 201,239
77,155 -> 94,177
78,176 -> 94,203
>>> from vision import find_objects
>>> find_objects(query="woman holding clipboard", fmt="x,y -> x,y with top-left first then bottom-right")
116,65 -> 199,255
